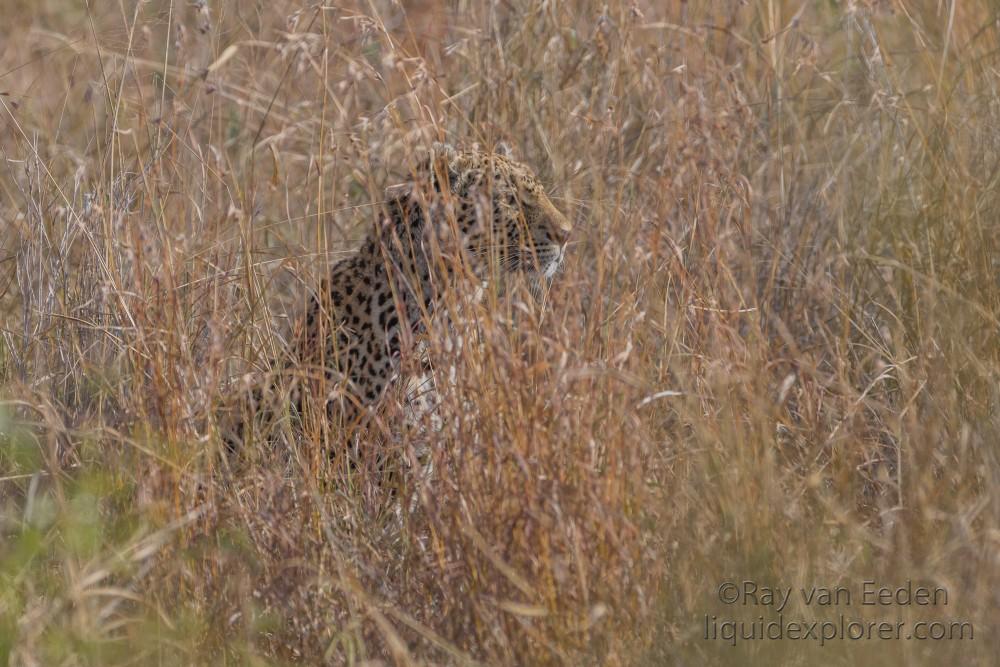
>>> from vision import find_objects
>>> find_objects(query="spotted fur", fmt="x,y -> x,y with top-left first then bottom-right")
225,143 -> 571,448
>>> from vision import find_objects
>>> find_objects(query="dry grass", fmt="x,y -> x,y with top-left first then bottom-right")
2,1 -> 999,665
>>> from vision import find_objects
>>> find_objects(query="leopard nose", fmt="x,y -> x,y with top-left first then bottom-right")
550,219 -> 571,245
539,195 -> 572,244
548,211 -> 574,247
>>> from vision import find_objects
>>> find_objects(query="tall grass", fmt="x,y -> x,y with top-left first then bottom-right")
2,1 -> 998,664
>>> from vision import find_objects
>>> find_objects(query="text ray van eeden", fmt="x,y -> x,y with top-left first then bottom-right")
718,580 -> 948,613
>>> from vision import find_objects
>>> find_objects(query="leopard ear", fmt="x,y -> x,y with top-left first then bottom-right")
493,141 -> 513,159
426,142 -> 461,192
431,141 -> 458,165
384,181 -> 413,202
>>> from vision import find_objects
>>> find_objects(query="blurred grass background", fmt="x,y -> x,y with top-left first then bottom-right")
1,0 -> 999,664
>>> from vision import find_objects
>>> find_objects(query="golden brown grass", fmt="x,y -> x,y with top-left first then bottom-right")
2,1 -> 999,665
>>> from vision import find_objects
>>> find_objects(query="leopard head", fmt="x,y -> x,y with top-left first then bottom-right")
403,142 -> 573,280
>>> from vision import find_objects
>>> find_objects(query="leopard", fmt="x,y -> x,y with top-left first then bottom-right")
223,142 -> 572,451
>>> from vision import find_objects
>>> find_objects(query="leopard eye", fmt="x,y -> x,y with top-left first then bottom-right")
517,183 -> 538,203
